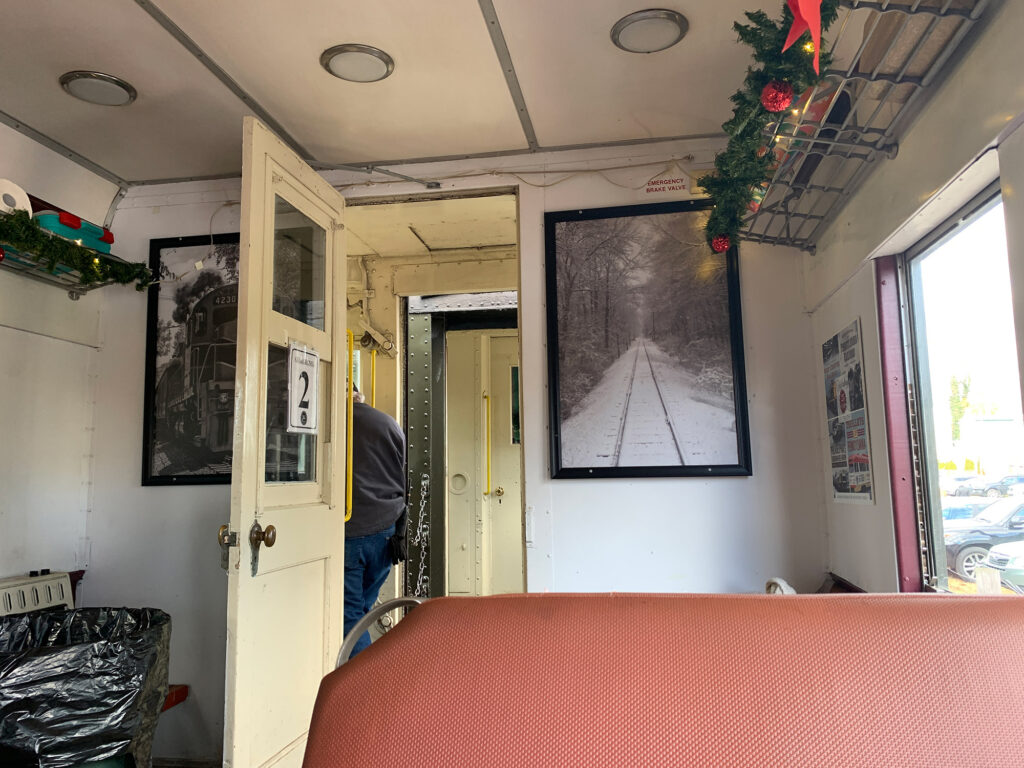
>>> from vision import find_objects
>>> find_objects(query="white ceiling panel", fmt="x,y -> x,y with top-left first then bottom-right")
493,0 -> 767,147
0,0 -> 252,181
154,0 -> 530,165
347,195 -> 516,257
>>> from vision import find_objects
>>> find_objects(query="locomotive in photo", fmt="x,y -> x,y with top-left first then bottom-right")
153,282 -> 238,468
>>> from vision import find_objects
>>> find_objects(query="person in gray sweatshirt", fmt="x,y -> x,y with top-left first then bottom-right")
343,387 -> 407,656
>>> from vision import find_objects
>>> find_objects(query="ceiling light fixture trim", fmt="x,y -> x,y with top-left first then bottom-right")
320,44 -> 395,83
59,71 -> 138,106
611,9 -> 689,54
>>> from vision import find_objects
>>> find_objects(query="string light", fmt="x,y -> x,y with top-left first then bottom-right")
803,40 -> 815,54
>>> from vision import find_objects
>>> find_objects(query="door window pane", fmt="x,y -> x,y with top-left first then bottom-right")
273,195 -> 325,331
909,199 -> 1024,594
511,366 -> 521,445
265,344 -> 316,483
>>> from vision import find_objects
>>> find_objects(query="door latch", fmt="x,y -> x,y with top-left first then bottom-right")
217,525 -> 238,571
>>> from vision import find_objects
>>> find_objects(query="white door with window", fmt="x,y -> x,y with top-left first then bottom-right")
221,117 -> 347,767
447,329 -> 524,595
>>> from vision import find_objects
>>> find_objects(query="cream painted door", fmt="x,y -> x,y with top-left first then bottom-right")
223,117 -> 347,767
447,330 -> 524,595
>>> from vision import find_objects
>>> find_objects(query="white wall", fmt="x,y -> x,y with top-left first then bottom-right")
511,169 -> 825,595
89,192 -> 241,762
804,0 -> 1024,590
0,121 -> 116,579
539,238 -> 824,593
809,263 -> 897,593
0,325 -> 95,575
0,122 -> 119,225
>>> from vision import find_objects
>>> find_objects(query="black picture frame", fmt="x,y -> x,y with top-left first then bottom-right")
544,199 -> 752,479
142,233 -> 241,485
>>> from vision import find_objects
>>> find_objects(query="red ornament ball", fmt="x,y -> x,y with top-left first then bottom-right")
0,247 -> 5,264
760,80 -> 794,113
711,235 -> 731,253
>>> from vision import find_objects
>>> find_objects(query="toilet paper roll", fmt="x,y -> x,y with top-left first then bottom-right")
0,179 -> 31,216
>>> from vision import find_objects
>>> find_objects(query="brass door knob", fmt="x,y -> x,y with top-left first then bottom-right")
494,486 -> 505,497
249,522 -> 277,549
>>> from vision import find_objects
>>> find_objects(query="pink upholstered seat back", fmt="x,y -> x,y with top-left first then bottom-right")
304,593 -> 1024,766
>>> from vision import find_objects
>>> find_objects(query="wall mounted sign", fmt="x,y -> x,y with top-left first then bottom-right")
644,175 -> 688,195
287,343 -> 319,434
823,318 -> 873,501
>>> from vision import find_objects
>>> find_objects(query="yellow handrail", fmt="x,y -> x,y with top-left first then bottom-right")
483,394 -> 491,496
370,349 -> 377,408
346,329 -> 354,522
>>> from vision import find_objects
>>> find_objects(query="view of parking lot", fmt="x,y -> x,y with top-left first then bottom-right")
912,200 -> 1024,594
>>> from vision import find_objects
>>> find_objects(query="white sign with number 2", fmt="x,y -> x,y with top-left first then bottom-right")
287,344 -> 319,434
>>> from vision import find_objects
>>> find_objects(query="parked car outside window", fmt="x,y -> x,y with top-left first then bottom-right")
982,475 -> 1024,498
941,498 -> 992,521
943,498 -> 1024,580
985,540 -> 1024,590
938,473 -> 984,497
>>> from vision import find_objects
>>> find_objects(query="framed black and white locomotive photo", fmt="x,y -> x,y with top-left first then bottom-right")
544,199 -> 752,479
142,234 -> 240,485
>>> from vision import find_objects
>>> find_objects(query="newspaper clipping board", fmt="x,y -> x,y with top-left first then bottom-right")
823,319 -> 873,501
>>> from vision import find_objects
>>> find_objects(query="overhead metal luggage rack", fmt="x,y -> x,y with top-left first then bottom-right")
740,0 -> 991,252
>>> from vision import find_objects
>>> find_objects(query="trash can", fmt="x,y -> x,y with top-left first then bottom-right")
0,607 -> 171,768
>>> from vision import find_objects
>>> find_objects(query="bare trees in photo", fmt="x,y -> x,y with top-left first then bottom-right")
554,210 -> 735,420
641,214 -> 733,399
554,217 -> 644,419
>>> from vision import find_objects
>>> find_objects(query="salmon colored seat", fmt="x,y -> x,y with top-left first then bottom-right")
303,592 -> 1024,767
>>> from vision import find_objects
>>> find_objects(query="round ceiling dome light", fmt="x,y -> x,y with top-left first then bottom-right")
59,71 -> 137,106
320,44 -> 395,83
611,9 -> 689,54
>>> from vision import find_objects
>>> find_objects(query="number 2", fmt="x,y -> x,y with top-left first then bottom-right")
299,371 -> 310,409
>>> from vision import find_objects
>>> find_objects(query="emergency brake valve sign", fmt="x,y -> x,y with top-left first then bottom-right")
288,344 -> 319,434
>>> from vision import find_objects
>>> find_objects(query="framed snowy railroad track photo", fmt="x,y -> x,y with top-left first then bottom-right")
544,200 -> 752,479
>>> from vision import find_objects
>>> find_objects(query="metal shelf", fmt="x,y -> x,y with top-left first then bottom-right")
0,236 -> 137,300
740,0 -> 991,252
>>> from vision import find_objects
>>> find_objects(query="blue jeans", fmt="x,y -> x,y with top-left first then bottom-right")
343,525 -> 394,657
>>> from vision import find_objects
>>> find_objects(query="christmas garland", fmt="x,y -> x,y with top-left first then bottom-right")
0,209 -> 151,290
698,0 -> 841,252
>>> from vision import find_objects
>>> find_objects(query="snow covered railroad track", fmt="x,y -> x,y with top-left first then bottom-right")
614,340 -> 685,467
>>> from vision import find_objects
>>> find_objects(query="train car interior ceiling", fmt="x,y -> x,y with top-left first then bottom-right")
1,0 -> 1023,765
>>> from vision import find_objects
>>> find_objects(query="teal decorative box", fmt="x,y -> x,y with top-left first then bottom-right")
34,210 -> 114,254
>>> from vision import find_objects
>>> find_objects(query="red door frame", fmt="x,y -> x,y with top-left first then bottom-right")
875,254 -> 923,592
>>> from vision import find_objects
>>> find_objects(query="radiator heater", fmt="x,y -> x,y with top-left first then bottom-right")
0,571 -> 74,616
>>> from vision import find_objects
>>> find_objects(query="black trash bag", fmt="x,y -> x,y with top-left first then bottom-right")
0,607 -> 171,768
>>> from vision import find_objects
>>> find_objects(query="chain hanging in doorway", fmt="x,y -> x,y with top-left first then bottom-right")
411,472 -> 431,597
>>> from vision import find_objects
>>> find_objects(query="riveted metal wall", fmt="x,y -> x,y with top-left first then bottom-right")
404,313 -> 446,597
